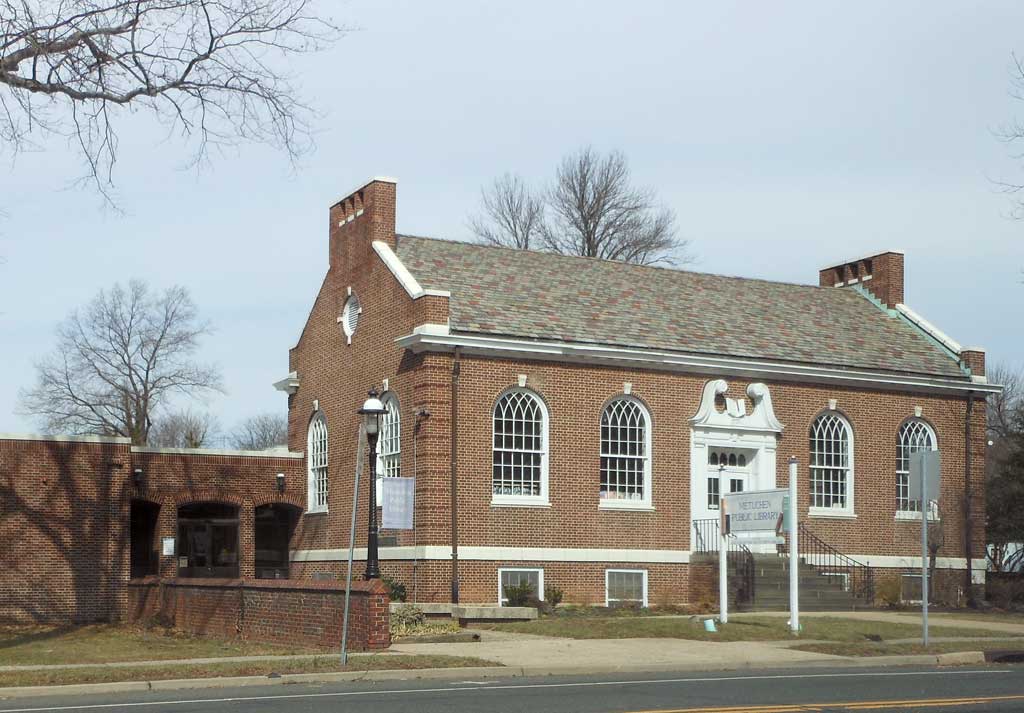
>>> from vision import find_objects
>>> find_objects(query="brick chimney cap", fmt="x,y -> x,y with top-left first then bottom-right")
331,176 -> 398,208
819,249 -> 904,271
960,345 -> 986,353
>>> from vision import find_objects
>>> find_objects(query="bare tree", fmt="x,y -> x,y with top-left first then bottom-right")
149,407 -> 219,448
471,147 -> 694,266
228,412 -> 287,450
468,173 -> 545,250
17,279 -> 223,444
0,1 -> 341,200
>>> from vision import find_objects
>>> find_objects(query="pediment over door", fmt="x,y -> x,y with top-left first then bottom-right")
690,379 -> 784,433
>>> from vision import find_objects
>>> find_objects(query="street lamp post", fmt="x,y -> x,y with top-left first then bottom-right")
358,387 -> 387,580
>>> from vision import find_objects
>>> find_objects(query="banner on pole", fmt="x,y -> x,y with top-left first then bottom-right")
722,488 -> 787,534
381,477 -> 415,530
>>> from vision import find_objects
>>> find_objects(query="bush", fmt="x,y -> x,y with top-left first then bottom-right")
988,574 -> 1024,608
503,581 -> 536,607
543,585 -> 564,609
875,572 -> 902,608
382,576 -> 407,603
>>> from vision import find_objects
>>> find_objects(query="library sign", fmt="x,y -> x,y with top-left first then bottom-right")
722,488 -> 787,534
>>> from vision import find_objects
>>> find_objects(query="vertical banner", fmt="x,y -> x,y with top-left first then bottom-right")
382,477 -> 415,530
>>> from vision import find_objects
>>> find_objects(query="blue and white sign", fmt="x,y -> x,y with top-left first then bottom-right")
381,477 -> 415,530
723,488 -> 787,534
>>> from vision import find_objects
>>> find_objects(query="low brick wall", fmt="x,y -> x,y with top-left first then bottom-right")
128,577 -> 389,650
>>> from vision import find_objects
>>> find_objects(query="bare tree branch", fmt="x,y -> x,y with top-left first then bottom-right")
16,278 -> 223,444
227,411 -> 286,450
0,0 -> 343,202
149,406 -> 219,447
471,147 -> 694,266
468,173 -> 544,250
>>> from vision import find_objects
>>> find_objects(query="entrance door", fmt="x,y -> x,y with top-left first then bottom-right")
177,503 -> 240,578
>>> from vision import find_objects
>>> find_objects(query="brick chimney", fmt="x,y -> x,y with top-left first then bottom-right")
819,250 -> 904,308
959,347 -> 986,378
328,177 -> 397,270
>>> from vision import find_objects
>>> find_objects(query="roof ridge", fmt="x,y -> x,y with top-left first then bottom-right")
395,233 -> 835,293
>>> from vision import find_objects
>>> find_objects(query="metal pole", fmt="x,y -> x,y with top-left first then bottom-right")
789,456 -> 800,634
719,499 -> 728,624
922,455 -> 930,647
341,424 -> 366,665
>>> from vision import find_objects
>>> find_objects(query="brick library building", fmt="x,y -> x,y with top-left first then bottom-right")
0,177 -> 998,628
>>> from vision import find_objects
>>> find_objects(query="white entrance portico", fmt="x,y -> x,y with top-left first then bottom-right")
690,380 -> 785,549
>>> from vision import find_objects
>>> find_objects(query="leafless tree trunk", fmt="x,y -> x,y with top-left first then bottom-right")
228,412 -> 286,450
17,279 -> 223,445
1,1 -> 341,201
468,173 -> 544,250
470,147 -> 694,266
542,147 -> 691,266
148,407 -> 219,448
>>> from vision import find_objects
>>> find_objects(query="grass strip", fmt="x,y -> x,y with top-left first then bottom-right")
0,655 -> 500,688
790,638 -> 1024,657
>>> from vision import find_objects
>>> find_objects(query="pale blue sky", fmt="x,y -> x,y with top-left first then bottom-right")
1,0 -> 1022,437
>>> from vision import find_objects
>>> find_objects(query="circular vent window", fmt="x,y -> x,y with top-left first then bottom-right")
340,293 -> 361,342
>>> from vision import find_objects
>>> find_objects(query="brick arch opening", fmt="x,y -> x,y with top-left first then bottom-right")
177,501 -> 240,578
130,499 -> 161,579
255,503 -> 302,579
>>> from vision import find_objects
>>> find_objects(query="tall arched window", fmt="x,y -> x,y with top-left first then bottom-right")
896,419 -> 937,514
492,389 -> 548,505
600,397 -> 652,508
809,412 -> 854,514
378,393 -> 401,479
307,412 -> 328,513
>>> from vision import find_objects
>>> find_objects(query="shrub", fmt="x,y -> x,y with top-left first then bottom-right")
382,576 -> 407,603
503,581 -> 536,607
543,585 -> 564,608
875,572 -> 902,608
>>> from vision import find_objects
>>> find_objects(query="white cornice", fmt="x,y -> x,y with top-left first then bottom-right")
291,545 -> 691,563
273,371 -> 300,394
132,446 -> 304,459
372,241 -> 451,300
819,249 -> 904,270
691,380 -> 784,432
396,329 -> 1001,396
0,432 -> 131,445
895,304 -> 963,356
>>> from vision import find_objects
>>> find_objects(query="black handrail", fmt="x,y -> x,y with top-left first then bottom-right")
788,522 -> 875,604
692,518 -> 755,606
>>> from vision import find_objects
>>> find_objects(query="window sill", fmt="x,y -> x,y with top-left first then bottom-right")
305,507 -> 328,515
599,502 -> 655,512
895,511 -> 940,522
490,498 -> 551,509
808,508 -> 857,520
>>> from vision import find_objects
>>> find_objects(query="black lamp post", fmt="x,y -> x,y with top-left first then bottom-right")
358,387 -> 387,580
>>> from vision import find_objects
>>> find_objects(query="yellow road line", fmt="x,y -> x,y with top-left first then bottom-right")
628,694 -> 1024,713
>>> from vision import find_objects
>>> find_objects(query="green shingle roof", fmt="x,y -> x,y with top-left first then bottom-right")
395,235 -> 965,379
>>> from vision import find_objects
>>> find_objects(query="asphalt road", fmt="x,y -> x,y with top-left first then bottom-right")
0,666 -> 1022,713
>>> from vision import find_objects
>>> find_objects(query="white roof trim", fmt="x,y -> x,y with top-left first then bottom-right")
895,304 -> 962,355
372,241 -> 451,300
819,249 -> 904,270
397,328 -> 1001,396
273,371 -> 300,394
132,445 -> 304,459
0,432 -> 131,445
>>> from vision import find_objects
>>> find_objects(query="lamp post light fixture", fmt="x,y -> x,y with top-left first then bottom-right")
358,387 -> 387,580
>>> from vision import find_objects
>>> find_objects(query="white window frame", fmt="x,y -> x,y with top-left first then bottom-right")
808,412 -> 856,518
339,293 -> 362,344
491,388 -> 550,507
376,392 -> 401,502
306,411 -> 329,513
599,396 -> 653,510
895,418 -> 939,521
497,567 -> 545,606
605,568 -> 648,608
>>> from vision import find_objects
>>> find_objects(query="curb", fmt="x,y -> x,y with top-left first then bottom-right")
0,653 -> 994,701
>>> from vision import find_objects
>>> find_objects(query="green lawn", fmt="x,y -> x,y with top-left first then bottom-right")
473,615 -> 1016,642
0,655 -> 499,688
0,625 -> 324,666
791,639 -> 1024,657
928,612 -> 1024,627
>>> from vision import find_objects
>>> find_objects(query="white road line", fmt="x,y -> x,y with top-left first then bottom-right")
0,669 -> 1012,713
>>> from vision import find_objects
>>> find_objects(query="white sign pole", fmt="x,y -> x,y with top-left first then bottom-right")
788,457 -> 800,634
921,454 -> 929,648
340,424 -> 366,666
719,501 -> 728,625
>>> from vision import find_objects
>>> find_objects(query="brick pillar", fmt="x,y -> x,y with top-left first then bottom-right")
157,503 -> 178,578
240,502 -> 255,579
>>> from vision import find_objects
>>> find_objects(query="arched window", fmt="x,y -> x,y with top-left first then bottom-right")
492,389 -> 548,504
896,419 -> 937,514
378,393 -> 401,480
307,412 -> 328,513
600,397 -> 652,507
809,413 -> 854,513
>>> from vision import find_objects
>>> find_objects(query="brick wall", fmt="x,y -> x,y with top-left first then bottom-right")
127,577 -> 390,650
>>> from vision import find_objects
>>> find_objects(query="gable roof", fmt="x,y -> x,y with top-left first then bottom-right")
394,235 -> 965,379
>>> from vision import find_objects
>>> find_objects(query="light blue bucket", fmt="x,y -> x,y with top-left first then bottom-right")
704,618 -> 717,633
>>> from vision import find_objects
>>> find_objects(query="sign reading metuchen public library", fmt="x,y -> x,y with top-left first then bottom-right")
723,489 -> 787,535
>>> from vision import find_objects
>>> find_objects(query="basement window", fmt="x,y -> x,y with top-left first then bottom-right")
606,569 -> 647,608
498,568 -> 543,605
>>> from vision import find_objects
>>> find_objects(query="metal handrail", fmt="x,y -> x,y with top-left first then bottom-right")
789,522 -> 875,604
692,518 -> 755,606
